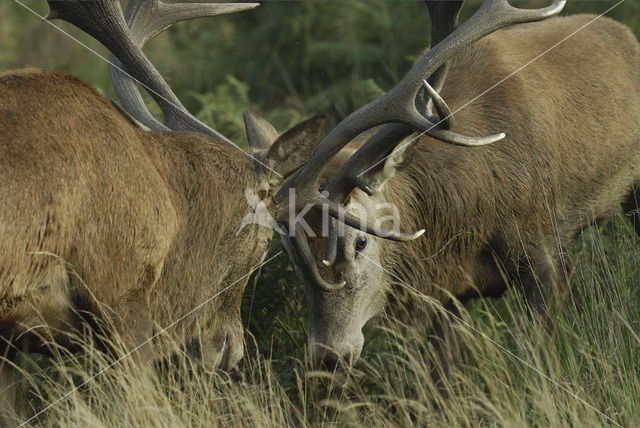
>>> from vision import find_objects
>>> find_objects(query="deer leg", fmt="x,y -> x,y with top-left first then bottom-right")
622,184 -> 640,238
80,256 -> 166,365
70,277 -> 155,366
517,242 -> 569,320
113,290 -> 155,364
427,305 -> 464,403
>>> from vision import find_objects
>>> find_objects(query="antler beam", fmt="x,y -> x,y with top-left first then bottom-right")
47,0 -> 258,142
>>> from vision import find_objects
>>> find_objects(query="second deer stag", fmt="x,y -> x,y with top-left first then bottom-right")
280,1 -> 640,369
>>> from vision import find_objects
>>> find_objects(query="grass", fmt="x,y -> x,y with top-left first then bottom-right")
8,215 -> 639,427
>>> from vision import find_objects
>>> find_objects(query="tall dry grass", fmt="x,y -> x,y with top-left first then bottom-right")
7,216 -> 638,427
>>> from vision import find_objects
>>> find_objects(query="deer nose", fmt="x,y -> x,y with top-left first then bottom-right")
308,335 -> 363,371
310,345 -> 351,371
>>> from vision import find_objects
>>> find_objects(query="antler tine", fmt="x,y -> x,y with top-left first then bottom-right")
322,125 -> 417,265
425,0 -> 464,93
320,196 -> 426,241
46,1 -> 258,142
421,0 -> 463,130
109,1 -> 259,136
491,0 -> 567,22
424,79 -> 454,130
287,224 -> 346,293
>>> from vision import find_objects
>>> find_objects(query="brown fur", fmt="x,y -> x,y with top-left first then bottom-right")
303,15 -> 640,367
0,68 -> 323,424
386,15 -> 640,306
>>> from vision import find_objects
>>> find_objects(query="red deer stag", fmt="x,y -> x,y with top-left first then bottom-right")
276,0 -> 640,369
0,1 -> 324,423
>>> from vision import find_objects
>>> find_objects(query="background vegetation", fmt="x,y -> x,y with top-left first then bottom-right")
1,1 -> 640,426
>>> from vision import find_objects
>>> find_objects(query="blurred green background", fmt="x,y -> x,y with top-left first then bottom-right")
3,1 -> 638,146
1,0 -> 639,358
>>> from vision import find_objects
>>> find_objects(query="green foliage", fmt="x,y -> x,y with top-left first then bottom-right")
2,1 -> 639,133
193,75 -> 252,145
242,236 -> 308,359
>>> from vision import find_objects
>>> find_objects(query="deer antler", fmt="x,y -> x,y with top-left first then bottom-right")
46,0 -> 258,142
322,1 -> 464,266
279,0 -> 566,287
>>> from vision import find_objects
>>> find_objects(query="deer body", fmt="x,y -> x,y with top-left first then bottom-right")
1,68 -> 262,364
384,15 -> 640,302
0,68 -> 323,423
303,15 -> 640,367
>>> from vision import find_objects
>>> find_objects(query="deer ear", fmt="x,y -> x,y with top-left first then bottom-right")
244,110 -> 279,152
363,137 -> 417,191
264,115 -> 326,179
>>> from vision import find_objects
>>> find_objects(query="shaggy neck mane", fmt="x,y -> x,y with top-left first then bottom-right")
380,143 -> 499,306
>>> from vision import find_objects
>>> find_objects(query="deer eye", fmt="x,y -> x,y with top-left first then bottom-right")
355,236 -> 368,252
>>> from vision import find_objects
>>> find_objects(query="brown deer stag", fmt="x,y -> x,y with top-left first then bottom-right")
275,0 -> 640,369
0,1 -> 324,423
